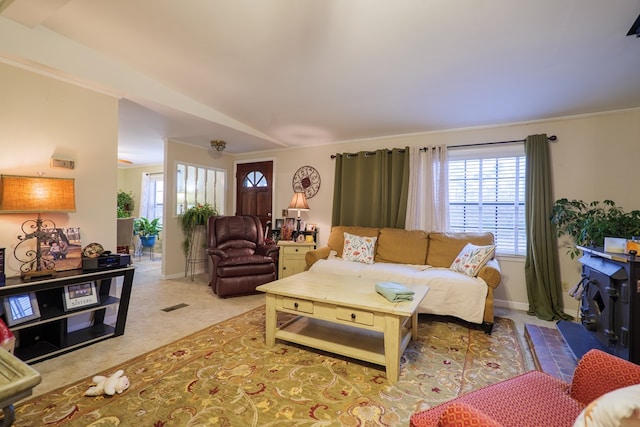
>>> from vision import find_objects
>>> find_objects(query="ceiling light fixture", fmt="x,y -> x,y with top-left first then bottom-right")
210,140 -> 226,152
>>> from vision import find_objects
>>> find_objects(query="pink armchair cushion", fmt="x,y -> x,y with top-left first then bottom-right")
412,349 -> 640,427
438,403 -> 502,427
410,370 -> 584,427
570,349 -> 640,405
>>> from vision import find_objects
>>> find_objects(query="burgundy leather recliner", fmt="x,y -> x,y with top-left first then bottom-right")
206,215 -> 280,297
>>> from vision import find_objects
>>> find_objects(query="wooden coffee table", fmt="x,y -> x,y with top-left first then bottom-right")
256,271 -> 429,383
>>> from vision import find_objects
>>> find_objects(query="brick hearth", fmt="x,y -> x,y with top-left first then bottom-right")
524,324 -> 577,383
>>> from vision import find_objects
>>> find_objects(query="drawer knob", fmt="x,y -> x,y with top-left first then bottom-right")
351,313 -> 356,320
295,249 -> 299,252
294,302 -> 299,309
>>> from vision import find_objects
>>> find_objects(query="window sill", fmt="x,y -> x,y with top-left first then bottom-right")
496,254 -> 525,263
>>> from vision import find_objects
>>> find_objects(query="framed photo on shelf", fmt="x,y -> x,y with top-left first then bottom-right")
281,218 -> 296,241
63,282 -> 99,312
3,292 -> 41,326
274,219 -> 284,230
306,223 -> 317,232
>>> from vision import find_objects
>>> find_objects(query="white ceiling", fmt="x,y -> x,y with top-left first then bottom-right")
2,0 -> 640,166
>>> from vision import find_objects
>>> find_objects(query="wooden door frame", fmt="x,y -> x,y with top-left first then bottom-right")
233,157 -> 277,220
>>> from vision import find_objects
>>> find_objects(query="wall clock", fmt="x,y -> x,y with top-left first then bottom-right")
292,165 -> 321,199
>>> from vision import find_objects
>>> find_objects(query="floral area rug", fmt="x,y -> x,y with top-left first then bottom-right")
14,307 -> 525,426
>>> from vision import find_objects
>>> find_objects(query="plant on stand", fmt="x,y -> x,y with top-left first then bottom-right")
179,203 -> 218,279
133,217 -> 163,248
550,198 -> 640,259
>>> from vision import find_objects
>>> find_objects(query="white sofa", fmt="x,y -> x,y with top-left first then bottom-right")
305,226 -> 501,333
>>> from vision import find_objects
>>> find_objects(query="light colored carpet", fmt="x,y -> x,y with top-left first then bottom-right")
15,307 -> 525,426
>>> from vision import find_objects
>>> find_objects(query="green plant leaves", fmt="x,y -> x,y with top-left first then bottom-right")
551,198 -> 640,258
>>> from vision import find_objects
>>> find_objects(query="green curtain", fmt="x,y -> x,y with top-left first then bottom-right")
524,134 -> 572,321
332,148 -> 409,228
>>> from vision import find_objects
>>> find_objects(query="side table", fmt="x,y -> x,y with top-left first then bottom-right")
0,348 -> 41,426
277,241 -> 315,279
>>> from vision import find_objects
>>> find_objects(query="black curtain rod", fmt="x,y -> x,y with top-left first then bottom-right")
330,149 -> 405,159
330,135 -> 557,158
422,134 -> 557,151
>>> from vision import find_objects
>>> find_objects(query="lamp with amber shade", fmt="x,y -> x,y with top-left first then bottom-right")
0,175 -> 76,278
287,192 -> 309,239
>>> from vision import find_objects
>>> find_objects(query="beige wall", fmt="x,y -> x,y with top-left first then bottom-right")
117,164 -> 164,217
233,108 -> 640,315
0,62 -> 118,277
162,139 -> 234,278
5,57 -> 639,316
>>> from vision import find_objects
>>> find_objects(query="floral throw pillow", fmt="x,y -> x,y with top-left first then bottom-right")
572,384 -> 640,427
450,243 -> 495,277
343,232 -> 377,264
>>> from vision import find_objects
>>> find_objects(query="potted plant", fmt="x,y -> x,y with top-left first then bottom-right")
179,203 -> 218,258
117,190 -> 135,218
550,198 -> 640,259
134,217 -> 163,247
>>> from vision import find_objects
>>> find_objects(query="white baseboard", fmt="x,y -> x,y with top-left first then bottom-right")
494,298 -> 529,312
494,298 -> 575,320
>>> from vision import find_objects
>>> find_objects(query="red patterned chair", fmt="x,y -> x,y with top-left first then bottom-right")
410,349 -> 640,427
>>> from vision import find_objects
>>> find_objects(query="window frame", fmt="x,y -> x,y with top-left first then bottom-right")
175,161 -> 226,216
447,143 -> 526,256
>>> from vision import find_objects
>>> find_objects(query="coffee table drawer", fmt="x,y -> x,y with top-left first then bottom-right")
336,307 -> 374,326
282,297 -> 314,314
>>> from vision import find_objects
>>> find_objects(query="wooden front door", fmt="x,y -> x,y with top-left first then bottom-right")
236,161 -> 273,229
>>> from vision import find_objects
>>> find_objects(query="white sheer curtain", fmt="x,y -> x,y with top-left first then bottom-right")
138,172 -> 150,218
405,145 -> 449,232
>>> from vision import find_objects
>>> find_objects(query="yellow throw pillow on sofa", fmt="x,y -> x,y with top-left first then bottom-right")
343,232 -> 377,264
450,243 -> 495,277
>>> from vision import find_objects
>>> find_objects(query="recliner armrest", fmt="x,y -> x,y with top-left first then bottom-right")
255,244 -> 280,257
206,248 -> 226,259
305,246 -> 331,268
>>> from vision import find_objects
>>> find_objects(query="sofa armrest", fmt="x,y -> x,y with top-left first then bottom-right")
477,258 -> 501,289
305,246 -> 332,268
438,403 -> 503,427
570,349 -> 640,405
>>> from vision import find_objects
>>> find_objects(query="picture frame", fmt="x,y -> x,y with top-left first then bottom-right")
281,218 -> 296,241
63,282 -> 99,312
43,227 -> 83,272
3,292 -> 41,326
306,223 -> 317,232
274,219 -> 284,230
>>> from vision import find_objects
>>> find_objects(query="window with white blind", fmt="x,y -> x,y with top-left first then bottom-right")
175,163 -> 226,215
448,144 -> 526,256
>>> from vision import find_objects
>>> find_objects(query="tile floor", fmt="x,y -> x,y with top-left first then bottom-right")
26,257 -> 562,399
